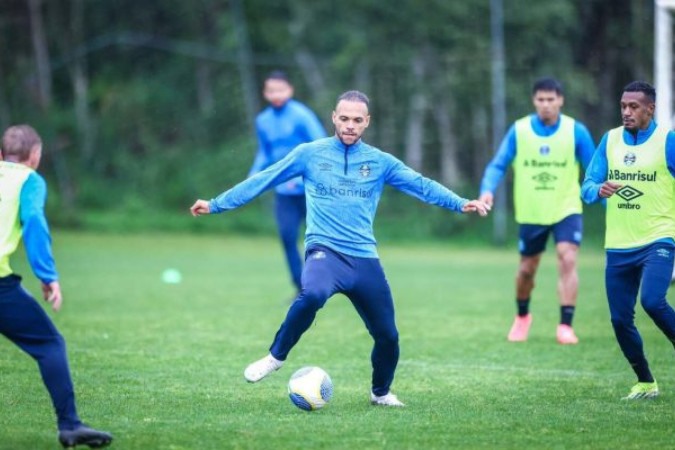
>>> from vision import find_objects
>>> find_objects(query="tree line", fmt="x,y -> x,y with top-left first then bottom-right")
0,0 -> 656,235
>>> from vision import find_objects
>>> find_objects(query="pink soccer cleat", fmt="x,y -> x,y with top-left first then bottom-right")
507,314 -> 532,342
556,324 -> 579,345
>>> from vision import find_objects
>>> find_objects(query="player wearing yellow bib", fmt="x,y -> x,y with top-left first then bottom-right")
479,78 -> 595,344
582,81 -> 675,400
0,125 -> 113,447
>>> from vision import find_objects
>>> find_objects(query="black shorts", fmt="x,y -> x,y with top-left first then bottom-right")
518,214 -> 582,256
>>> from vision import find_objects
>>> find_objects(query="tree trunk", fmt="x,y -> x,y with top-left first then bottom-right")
428,48 -> 462,187
195,5 -> 217,116
288,1 -> 328,108
27,0 -> 52,110
376,69 -> 397,154
404,52 -> 428,171
471,106 -> 490,183
70,0 -> 95,162
195,62 -> 215,116
230,0 -> 259,132
433,94 -> 462,187
294,49 -> 326,101
0,63 -> 11,130
36,0 -> 77,216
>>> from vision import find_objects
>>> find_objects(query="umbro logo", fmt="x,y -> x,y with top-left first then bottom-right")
311,251 -> 326,260
532,172 -> 557,183
656,248 -> 671,259
615,185 -> 643,202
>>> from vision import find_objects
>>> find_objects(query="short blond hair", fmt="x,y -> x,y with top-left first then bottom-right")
1,125 -> 42,161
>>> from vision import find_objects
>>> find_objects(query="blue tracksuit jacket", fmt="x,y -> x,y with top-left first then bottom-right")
249,99 -> 326,196
211,137 -> 469,258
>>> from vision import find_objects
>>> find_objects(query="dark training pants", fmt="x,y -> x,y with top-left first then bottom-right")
270,245 -> 400,396
0,275 -> 81,430
606,242 -> 675,380
274,193 -> 306,291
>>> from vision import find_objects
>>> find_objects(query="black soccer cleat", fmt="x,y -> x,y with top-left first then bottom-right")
58,425 -> 113,448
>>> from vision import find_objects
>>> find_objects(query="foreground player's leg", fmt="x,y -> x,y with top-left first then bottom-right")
0,278 -> 113,448
244,246 -> 344,383
606,250 -> 656,396
348,257 -> 403,407
640,244 -> 675,349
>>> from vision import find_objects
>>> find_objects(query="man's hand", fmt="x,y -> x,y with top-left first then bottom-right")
42,281 -> 62,312
599,181 -> 622,198
462,200 -> 491,217
190,199 -> 211,216
478,192 -> 494,209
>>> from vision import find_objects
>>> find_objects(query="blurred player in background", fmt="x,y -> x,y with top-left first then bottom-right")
191,90 -> 490,407
582,81 -> 675,400
249,71 -> 326,295
479,77 -> 595,345
0,125 -> 113,448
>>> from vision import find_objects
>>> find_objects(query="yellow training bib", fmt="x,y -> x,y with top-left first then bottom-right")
605,125 -> 675,249
0,161 -> 33,277
513,114 -> 582,224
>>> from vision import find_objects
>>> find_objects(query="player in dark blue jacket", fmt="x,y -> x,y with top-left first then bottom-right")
191,91 -> 489,406
0,125 -> 112,448
249,71 -> 326,294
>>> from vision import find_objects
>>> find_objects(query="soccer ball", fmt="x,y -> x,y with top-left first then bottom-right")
287,366 -> 333,411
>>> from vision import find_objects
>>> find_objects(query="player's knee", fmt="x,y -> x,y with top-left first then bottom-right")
558,252 -> 576,272
48,333 -> 67,352
517,268 -> 535,282
610,316 -> 633,331
641,296 -> 666,317
374,328 -> 399,347
34,333 -> 67,363
297,286 -> 330,309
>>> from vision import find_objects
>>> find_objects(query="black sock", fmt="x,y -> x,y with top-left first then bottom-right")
560,306 -> 575,326
517,298 -> 530,317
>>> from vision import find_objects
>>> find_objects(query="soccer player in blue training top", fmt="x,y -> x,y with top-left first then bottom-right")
581,81 -> 675,400
191,90 -> 490,407
479,77 -> 595,344
0,125 -> 113,448
249,71 -> 326,295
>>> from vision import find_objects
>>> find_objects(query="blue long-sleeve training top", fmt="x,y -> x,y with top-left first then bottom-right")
581,120 -> 675,203
211,137 -> 469,258
0,166 -> 59,283
21,172 -> 58,283
480,114 -> 596,194
249,99 -> 326,196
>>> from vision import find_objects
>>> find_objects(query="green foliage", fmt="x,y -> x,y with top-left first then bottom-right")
0,0 -> 653,235
1,232 -> 673,449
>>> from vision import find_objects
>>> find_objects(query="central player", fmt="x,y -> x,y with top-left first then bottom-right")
190,90 -> 490,407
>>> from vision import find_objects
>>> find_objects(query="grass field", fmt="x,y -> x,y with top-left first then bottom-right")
1,231 -> 674,449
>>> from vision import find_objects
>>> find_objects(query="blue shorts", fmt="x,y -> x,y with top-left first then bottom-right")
518,214 -> 582,256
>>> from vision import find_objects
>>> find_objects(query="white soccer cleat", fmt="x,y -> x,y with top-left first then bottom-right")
370,391 -> 405,407
244,354 -> 284,383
